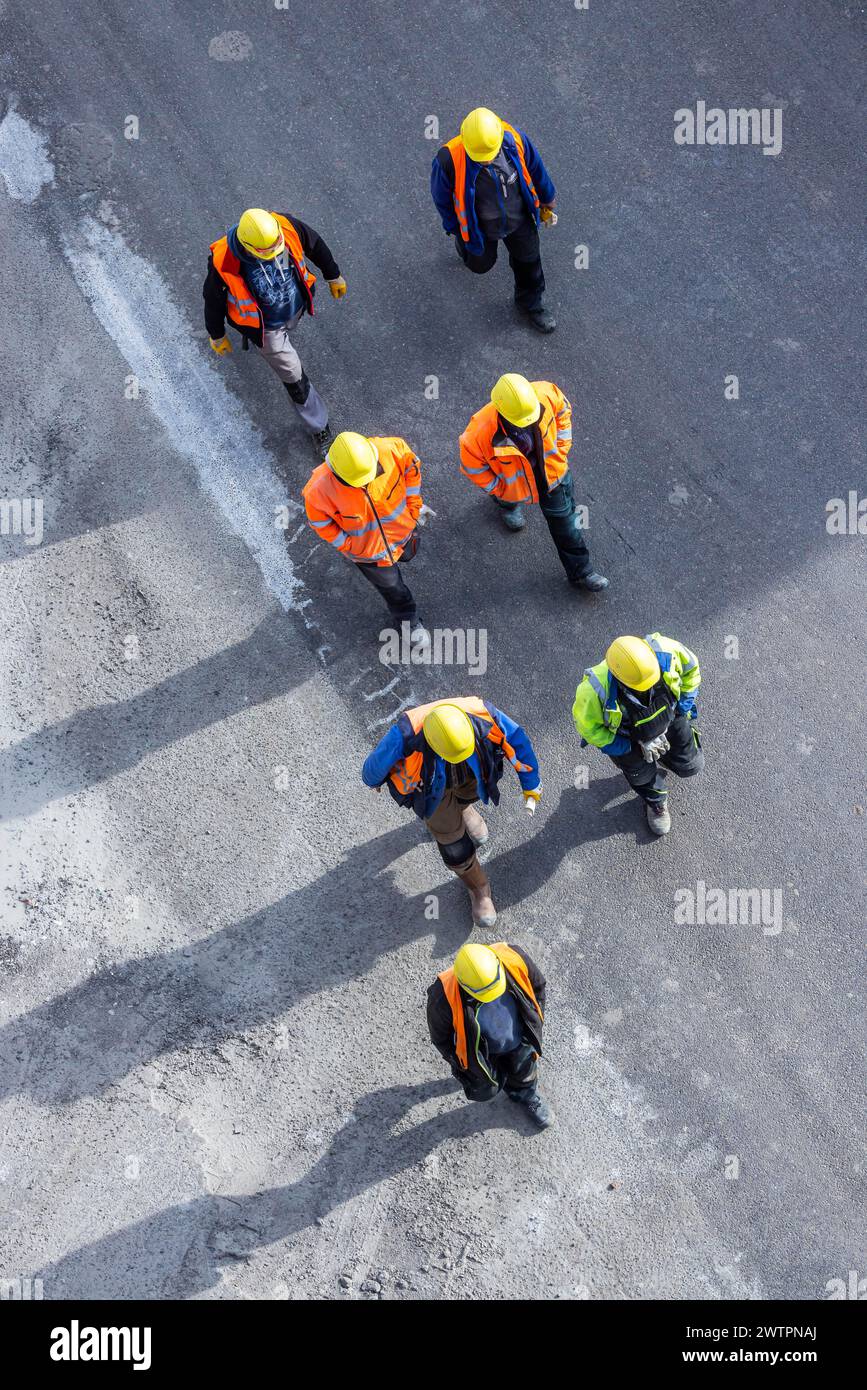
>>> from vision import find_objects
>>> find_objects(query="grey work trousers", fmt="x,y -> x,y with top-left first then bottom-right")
259,318 -> 328,432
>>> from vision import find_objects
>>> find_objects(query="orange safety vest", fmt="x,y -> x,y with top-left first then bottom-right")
387,696 -> 532,799
438,944 -> 543,1071
459,380 -> 572,505
209,214 -> 317,339
302,438 -> 422,567
446,122 -> 541,244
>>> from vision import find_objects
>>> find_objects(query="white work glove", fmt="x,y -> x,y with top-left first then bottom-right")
416,503 -> 436,528
539,205 -> 558,227
640,733 -> 670,762
524,786 -> 542,817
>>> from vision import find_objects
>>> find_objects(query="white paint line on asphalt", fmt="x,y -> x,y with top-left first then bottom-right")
0,108 -> 55,202
59,213 -> 306,615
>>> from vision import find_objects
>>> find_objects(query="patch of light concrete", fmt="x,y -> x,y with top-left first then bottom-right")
61,215 -> 306,615
0,109 -> 55,203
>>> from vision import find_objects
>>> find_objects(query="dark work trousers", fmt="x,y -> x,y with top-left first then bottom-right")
609,714 -> 704,806
455,221 -> 545,311
500,472 -> 593,581
355,559 -> 417,625
461,1042 -> 538,1103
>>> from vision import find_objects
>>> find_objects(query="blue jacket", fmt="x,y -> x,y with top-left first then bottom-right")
431,127 -> 556,256
363,702 -> 540,821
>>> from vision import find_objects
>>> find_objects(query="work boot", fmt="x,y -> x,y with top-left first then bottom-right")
311,424 -> 333,460
501,504 -> 526,532
520,303 -> 557,334
646,800 -> 671,836
509,1089 -> 554,1129
462,804 -> 489,846
571,571 -> 610,592
459,859 -> 496,928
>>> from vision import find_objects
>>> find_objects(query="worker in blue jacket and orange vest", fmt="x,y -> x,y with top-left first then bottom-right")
460,373 -> 609,590
204,208 -> 347,455
362,698 -> 541,928
431,107 -> 558,333
303,431 -> 431,644
427,942 -> 552,1129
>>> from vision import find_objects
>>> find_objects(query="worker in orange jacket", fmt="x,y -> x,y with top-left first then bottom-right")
460,373 -> 609,591
303,431 -> 430,642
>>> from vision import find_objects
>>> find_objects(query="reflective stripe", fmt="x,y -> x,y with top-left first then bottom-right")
343,498 -> 410,536
634,705 -> 668,726
645,633 -> 697,679
482,477 -> 499,493
328,530 -> 348,548
405,484 -> 421,496
557,429 -> 572,440
583,667 -> 613,727
309,518 -> 332,529
351,547 -> 390,563
462,463 -> 494,476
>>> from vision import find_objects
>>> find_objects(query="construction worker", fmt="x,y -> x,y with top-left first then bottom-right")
427,942 -> 552,1129
362,698 -> 541,927
303,431 -> 430,643
431,107 -> 558,333
460,373 -> 609,591
203,208 -> 347,454
572,633 -> 704,836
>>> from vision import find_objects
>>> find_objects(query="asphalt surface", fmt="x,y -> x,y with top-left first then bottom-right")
0,0 -> 864,1300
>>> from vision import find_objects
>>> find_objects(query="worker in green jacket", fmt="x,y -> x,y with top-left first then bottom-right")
572,632 -> 704,835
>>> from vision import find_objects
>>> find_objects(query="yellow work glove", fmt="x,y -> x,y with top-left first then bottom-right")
524,786 -> 542,816
327,277 -> 347,300
209,335 -> 232,355
539,206 -> 558,227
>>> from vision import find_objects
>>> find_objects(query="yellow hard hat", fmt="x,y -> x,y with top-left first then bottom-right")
606,636 -> 661,692
326,432 -> 378,487
491,373 -> 541,427
454,943 -> 506,1003
460,107 -> 504,163
422,703 -> 475,764
237,208 -> 285,260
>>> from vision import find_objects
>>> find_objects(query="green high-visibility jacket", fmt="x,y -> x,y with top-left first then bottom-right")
572,632 -> 701,753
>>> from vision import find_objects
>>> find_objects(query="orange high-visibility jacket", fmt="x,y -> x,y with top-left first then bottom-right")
437,943 -> 543,1072
446,122 -> 540,245
303,438 -> 422,566
459,381 -> 572,505
210,214 -> 316,340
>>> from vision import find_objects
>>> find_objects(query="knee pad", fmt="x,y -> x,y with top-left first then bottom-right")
284,372 -> 311,405
438,832 -> 475,870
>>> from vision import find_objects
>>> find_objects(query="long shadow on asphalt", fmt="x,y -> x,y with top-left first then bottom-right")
39,1078 -> 523,1298
0,618 -> 306,822
0,783 -> 636,1106
492,780 -> 647,913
